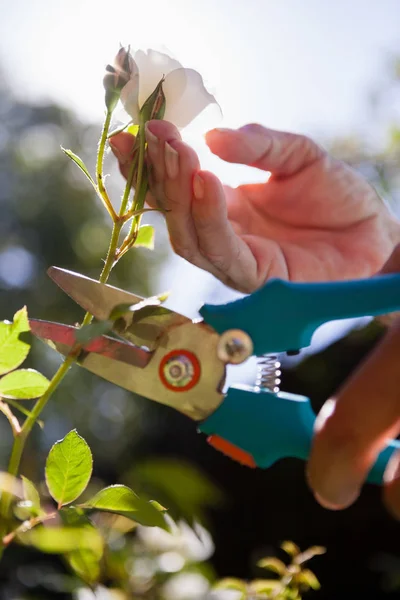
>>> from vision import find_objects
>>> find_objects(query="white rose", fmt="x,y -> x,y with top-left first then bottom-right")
120,49 -> 220,129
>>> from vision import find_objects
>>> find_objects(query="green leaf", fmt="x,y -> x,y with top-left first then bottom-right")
0,307 -> 30,376
45,430 -> 93,508
21,526 -> 103,555
132,458 -> 223,525
135,225 -> 155,249
214,578 -> 247,596
109,291 -> 169,321
0,471 -> 23,497
126,123 -> 139,137
66,548 -> 101,585
249,579 -> 283,595
295,545 -> 326,565
297,569 -> 321,590
14,500 -> 40,520
21,476 -> 41,516
61,148 -> 96,189
281,541 -> 300,557
257,557 -> 287,576
0,369 -> 49,399
82,484 -> 167,529
107,120 -> 136,139
74,320 -> 113,344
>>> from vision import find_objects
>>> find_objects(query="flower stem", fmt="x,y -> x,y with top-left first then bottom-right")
0,111 -> 135,548
96,110 -> 117,221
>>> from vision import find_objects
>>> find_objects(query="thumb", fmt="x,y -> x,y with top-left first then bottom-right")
205,124 -> 325,177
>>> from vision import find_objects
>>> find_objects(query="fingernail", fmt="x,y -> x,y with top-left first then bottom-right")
165,142 -> 179,179
145,122 -> 159,161
109,138 -> 130,164
193,173 -> 204,199
210,127 -> 233,135
110,145 -> 125,163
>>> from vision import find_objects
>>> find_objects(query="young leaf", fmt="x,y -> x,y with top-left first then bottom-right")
295,545 -> 326,565
107,120 -> 136,139
0,369 -> 49,399
135,225 -> 155,249
45,430 -> 93,508
109,291 -> 169,321
214,578 -> 247,594
281,540 -> 300,557
257,557 -> 287,576
249,579 -> 283,594
297,568 -> 321,590
82,484 -> 167,529
0,307 -> 30,375
126,123 -> 139,137
61,148 -> 96,189
21,476 -> 41,516
20,526 -> 103,554
74,320 -> 113,344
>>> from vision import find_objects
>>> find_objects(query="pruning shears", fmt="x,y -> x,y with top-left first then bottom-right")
30,267 -> 400,484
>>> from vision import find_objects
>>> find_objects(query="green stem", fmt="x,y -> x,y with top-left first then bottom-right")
132,124 -> 147,213
0,356 -> 74,537
119,148 -> 139,217
0,111 -> 132,546
119,126 -> 148,255
96,110 -> 117,221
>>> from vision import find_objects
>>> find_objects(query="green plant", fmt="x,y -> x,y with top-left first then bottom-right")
214,542 -> 325,599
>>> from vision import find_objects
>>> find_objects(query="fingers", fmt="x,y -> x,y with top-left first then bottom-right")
109,132 -> 137,181
205,124 -> 325,177
142,120 -> 258,292
191,170 -> 257,291
307,317 -> 400,510
380,243 -> 400,274
144,120 -> 203,266
384,450 -> 400,519
376,243 -> 400,326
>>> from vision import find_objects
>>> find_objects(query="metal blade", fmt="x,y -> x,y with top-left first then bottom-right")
29,319 -> 151,369
47,267 -> 191,350
30,318 -> 226,422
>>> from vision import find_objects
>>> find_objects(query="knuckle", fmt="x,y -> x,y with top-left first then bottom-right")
171,241 -> 197,264
201,251 -> 229,272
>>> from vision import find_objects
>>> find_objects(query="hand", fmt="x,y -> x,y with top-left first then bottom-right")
110,120 -> 399,293
307,244 -> 400,517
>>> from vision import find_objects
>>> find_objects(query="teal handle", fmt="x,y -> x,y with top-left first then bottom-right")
200,274 -> 400,355
199,386 -> 400,484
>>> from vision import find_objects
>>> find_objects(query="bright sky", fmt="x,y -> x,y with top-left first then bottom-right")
1,0 -> 400,199
1,0 -> 399,357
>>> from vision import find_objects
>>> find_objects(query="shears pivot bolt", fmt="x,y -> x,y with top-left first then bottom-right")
217,329 -> 253,364
159,349 -> 201,392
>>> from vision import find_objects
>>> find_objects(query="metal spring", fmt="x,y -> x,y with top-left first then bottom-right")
256,354 -> 281,393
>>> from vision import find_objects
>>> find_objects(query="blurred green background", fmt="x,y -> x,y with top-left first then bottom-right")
1,1 -> 400,598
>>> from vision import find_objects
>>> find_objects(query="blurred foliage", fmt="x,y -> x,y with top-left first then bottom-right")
325,54 -> 400,212
215,542 -> 325,599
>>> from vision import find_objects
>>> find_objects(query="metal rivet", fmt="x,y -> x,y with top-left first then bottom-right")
217,329 -> 254,364
159,350 -> 201,391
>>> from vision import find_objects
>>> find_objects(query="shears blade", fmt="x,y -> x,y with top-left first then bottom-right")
29,319 -> 152,368
29,317 -> 225,421
47,267 -> 190,350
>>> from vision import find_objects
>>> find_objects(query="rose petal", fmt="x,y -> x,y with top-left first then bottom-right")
120,74 -> 140,123
134,49 -> 183,108
163,68 -> 220,129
